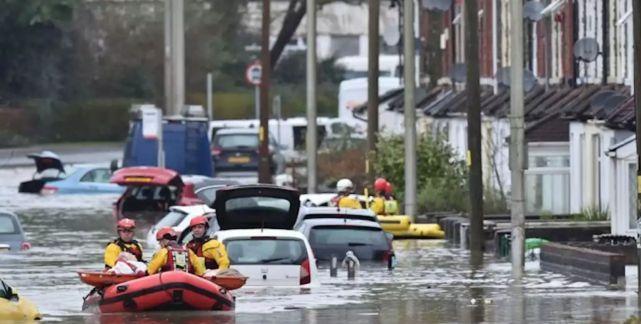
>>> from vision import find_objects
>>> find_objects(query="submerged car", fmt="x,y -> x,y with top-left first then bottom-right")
295,207 -> 395,267
211,128 -> 285,176
207,184 -> 319,287
0,279 -> 41,321
40,165 -> 124,195
0,212 -> 31,252
18,151 -> 66,193
110,167 -> 203,222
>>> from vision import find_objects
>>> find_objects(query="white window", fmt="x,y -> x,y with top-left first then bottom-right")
525,152 -> 571,214
628,163 -> 637,230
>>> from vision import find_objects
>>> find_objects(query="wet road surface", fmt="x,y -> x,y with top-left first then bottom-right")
1,167 -> 639,323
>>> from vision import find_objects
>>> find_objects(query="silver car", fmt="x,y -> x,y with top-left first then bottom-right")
0,212 -> 30,252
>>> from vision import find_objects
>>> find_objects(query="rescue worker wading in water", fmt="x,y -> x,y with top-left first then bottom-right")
185,216 -> 230,272
370,178 -> 387,216
331,178 -> 362,209
147,227 -> 205,276
384,182 -> 400,215
104,218 -> 144,269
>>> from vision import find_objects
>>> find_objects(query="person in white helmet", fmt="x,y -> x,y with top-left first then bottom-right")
331,178 -> 362,209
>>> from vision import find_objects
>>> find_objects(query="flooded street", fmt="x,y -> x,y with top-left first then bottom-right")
1,167 -> 639,323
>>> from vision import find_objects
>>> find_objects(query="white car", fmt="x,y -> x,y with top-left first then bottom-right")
213,229 -> 318,287
207,184 -> 319,287
299,193 -> 370,208
146,205 -> 216,249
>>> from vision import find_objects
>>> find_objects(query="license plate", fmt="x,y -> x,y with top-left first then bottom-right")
228,156 -> 250,164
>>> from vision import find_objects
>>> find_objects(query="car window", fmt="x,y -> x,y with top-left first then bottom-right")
80,168 -> 111,183
0,215 -> 18,234
224,238 -> 307,265
225,196 -> 290,212
196,186 -> 224,205
215,134 -> 258,148
309,226 -> 387,248
157,211 -> 187,228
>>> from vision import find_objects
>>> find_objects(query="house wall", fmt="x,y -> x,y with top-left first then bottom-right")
569,121 -> 634,214
609,138 -> 637,236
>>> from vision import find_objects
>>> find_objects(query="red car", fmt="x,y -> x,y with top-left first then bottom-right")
110,167 -> 203,222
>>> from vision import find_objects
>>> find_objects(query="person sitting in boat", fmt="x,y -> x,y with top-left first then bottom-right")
147,227 -> 205,276
185,216 -> 230,273
104,218 -> 144,269
370,178 -> 387,216
330,178 -> 362,209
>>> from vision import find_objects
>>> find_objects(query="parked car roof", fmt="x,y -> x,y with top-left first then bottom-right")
215,128 -> 259,135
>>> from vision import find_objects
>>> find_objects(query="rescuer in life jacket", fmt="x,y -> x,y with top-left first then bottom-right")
104,218 -> 144,269
370,178 -> 388,216
185,216 -> 230,272
147,227 -> 205,276
331,178 -> 362,209
384,182 -> 400,215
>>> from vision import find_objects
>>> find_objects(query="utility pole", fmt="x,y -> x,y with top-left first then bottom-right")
306,0 -> 318,193
367,0 -> 380,182
207,73 -> 213,120
164,0 -> 184,116
259,0 -> 272,183
465,0 -> 484,255
403,0 -> 416,219
632,0 -> 641,308
510,0 -> 526,279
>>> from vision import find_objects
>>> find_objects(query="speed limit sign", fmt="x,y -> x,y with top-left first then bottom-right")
245,61 -> 262,86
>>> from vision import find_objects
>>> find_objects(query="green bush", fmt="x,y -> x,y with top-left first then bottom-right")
374,134 -> 468,213
572,206 -> 610,221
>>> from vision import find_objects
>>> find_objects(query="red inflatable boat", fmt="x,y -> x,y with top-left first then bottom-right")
82,271 -> 234,313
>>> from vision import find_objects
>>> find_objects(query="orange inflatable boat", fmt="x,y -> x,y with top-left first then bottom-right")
78,271 -> 247,291
81,271 -> 234,313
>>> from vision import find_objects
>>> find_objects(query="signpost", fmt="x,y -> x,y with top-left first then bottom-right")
246,61 -> 262,120
141,105 -> 164,168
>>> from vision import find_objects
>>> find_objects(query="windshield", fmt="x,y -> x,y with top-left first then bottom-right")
215,134 -> 258,148
0,215 -> 18,234
225,196 -> 291,213
156,211 -> 187,228
309,226 -> 388,248
224,238 -> 307,265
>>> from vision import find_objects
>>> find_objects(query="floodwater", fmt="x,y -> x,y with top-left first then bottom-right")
1,167 -> 640,323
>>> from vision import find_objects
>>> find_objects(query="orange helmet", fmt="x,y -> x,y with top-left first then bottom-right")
189,216 -> 208,228
156,227 -> 177,241
374,178 -> 387,192
385,182 -> 393,194
117,218 -> 136,230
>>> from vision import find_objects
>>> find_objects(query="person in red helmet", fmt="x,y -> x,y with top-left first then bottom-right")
147,227 -> 205,276
185,216 -> 230,272
370,178 -> 387,216
384,182 -> 399,215
104,218 -> 144,269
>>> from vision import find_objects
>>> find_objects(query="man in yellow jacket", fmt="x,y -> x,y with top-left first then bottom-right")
104,218 -> 144,269
332,178 -> 362,209
185,216 -> 230,271
147,227 -> 205,276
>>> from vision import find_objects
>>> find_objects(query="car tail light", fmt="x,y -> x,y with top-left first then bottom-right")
21,242 -> 31,251
211,147 -> 222,156
41,185 -> 58,195
300,259 -> 311,285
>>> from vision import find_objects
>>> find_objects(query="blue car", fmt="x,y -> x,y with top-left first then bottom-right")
40,166 -> 124,195
0,212 -> 30,252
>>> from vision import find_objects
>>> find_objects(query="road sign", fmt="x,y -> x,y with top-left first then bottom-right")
245,61 -> 262,86
141,105 -> 162,140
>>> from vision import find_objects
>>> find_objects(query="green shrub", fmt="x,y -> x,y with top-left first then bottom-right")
573,206 -> 610,221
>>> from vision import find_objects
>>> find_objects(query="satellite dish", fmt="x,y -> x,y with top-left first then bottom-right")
450,63 -> 466,83
523,1 -> 545,22
496,67 -> 538,92
421,0 -> 452,12
383,24 -> 400,46
573,38 -> 599,62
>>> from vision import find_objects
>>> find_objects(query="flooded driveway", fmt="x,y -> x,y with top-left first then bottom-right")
0,167 -> 638,323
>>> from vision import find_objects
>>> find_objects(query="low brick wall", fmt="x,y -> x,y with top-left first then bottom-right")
540,242 -> 625,287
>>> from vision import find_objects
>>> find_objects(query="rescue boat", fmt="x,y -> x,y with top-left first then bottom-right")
78,271 -> 248,291
81,271 -> 234,313
377,215 -> 445,239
